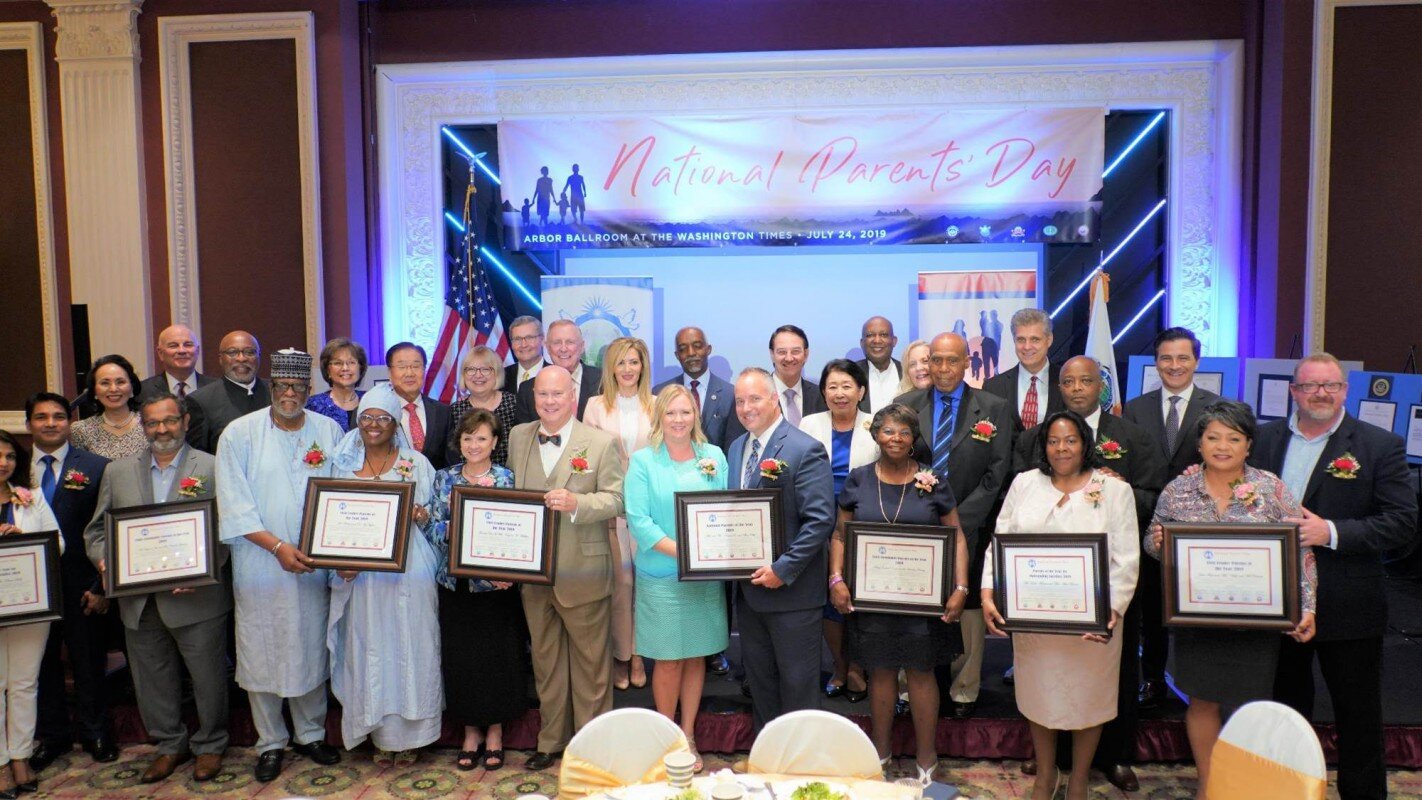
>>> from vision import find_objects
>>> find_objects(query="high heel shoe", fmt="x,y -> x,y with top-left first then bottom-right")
879,756 -> 891,779
915,761 -> 936,786
843,684 -> 868,703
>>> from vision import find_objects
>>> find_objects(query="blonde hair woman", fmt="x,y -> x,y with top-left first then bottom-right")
447,345 -> 517,467
896,340 -> 932,395
581,337 -> 654,689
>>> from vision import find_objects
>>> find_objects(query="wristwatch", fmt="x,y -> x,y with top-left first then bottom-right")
953,584 -> 970,594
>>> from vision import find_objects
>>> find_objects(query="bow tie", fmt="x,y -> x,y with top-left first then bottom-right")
538,433 -> 562,446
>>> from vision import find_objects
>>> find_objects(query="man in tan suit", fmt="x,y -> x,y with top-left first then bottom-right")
507,367 -> 625,770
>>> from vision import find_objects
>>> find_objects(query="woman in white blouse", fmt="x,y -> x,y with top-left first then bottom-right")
582,336 -> 653,690
981,410 -> 1140,800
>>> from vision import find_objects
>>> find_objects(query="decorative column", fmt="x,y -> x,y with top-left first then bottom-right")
47,0 -> 153,374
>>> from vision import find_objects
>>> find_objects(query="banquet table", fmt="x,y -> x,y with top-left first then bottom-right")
586,773 -> 926,800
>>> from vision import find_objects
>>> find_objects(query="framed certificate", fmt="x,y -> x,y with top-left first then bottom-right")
674,489 -> 784,580
447,486 -> 558,584
1160,523 -> 1301,630
843,522 -> 956,617
993,533 -> 1110,635
104,499 -> 221,598
0,531 -> 62,628
299,479 -> 416,572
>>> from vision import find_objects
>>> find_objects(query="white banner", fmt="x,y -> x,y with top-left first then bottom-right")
540,276 -> 654,368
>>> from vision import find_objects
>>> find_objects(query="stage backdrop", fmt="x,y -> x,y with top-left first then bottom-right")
498,108 -> 1103,250
540,276 -> 654,368
917,270 -> 1037,389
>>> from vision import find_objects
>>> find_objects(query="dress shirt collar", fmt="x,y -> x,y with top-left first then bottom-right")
150,444 -> 188,473
31,441 -> 70,471
225,375 -> 258,396
1084,406 -> 1103,436
1163,383 -> 1195,408
749,417 -> 784,455
1288,409 -> 1345,442
772,373 -> 804,398
167,372 -> 199,393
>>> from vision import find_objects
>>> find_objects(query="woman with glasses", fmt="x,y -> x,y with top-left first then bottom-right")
305,338 -> 367,431
581,337 -> 654,691
71,354 -> 147,460
448,346 -> 517,468
326,387 -> 442,768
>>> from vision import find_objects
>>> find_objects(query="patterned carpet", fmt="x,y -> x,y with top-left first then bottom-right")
23,746 -> 1422,799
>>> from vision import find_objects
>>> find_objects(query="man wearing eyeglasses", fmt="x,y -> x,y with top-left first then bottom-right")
185,331 -> 270,454
385,342 -> 453,470
504,316 -> 550,391
1250,353 -> 1416,800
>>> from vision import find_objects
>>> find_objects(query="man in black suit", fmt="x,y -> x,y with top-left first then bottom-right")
138,324 -> 215,400
769,324 -> 826,427
386,341 -> 453,470
1123,326 -> 1220,709
895,333 -> 1014,718
515,319 -> 602,424
653,326 -> 745,452
1251,354 -> 1415,800
24,392 -> 117,768
504,315 -> 550,392
855,316 -> 901,414
185,330 -> 270,453
1012,355 -> 1167,791
980,308 -> 1064,432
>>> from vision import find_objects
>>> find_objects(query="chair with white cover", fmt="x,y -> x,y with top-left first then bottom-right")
747,709 -> 882,779
559,708 -> 690,799
1206,700 -> 1327,800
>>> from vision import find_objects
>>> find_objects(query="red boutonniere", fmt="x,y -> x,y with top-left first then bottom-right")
302,443 -> 327,468
1095,436 -> 1127,460
569,447 -> 591,474
178,477 -> 206,498
394,458 -> 415,481
759,458 -> 788,480
970,419 -> 998,443
62,469 -> 90,490
9,487 -> 34,508
1084,478 -> 1105,508
1325,452 -> 1361,480
912,470 -> 939,496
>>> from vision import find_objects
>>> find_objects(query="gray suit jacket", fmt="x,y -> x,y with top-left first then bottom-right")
653,372 -> 745,452
84,446 -> 232,630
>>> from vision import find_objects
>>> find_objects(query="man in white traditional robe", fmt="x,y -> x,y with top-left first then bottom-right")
215,348 -> 345,782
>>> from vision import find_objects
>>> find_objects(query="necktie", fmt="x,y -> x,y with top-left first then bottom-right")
405,402 -> 426,451
689,379 -> 701,407
1165,395 -> 1182,454
1022,376 -> 1039,429
742,438 -> 762,490
538,432 -> 561,446
932,394 -> 957,474
783,388 -> 801,427
519,369 -> 530,387
175,380 -> 187,399
39,455 -> 56,505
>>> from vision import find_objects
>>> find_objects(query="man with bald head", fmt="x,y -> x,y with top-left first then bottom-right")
515,319 -> 603,424
895,332 -> 1013,718
507,366 -> 625,770
653,326 -> 744,451
140,324 -> 215,401
855,316 -> 901,413
1011,354 -> 1165,791
185,331 -> 271,453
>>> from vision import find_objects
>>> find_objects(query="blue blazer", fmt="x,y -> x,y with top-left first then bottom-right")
653,372 -> 745,453
44,446 -> 110,593
725,420 -> 835,613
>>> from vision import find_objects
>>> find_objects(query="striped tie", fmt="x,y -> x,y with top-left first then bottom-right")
932,394 -> 956,473
742,438 -> 761,490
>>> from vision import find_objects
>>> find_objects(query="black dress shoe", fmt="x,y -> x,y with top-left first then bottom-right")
16,779 -> 37,794
292,740 -> 341,765
254,749 -> 283,783
823,680 -> 845,699
0,787 -> 15,799
82,737 -> 119,763
27,740 -> 70,772
1103,764 -> 1139,792
951,700 -> 977,719
1137,679 -> 1169,709
843,686 -> 868,703
525,751 -> 561,771
707,653 -> 730,675
740,680 -> 752,698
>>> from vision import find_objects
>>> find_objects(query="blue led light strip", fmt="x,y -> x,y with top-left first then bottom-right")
441,127 -> 502,186
1049,197 -> 1168,319
480,246 -> 542,311
443,212 -> 465,234
1102,111 -> 1166,178
1112,288 -> 1166,345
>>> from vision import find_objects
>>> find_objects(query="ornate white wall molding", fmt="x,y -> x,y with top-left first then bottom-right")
0,22 -> 62,432
47,0 -> 153,374
1307,0 -> 1422,353
377,41 -> 1244,355
157,12 -> 325,356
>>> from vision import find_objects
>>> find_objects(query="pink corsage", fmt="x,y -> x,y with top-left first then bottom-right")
473,475 -> 496,487
912,470 -> 939,496
1084,478 -> 1105,508
393,458 -> 415,481
1230,478 -> 1262,508
697,457 -> 718,478
9,487 -> 34,508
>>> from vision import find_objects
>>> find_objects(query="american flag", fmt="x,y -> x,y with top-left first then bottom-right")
425,172 -> 509,402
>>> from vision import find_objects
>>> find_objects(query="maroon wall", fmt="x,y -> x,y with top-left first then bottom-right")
1323,4 -> 1422,369
0,49 -> 48,408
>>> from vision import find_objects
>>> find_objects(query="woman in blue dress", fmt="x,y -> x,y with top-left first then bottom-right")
305,338 -> 366,431
624,384 -> 729,773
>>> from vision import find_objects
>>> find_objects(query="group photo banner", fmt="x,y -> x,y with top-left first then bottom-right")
498,108 -> 1105,251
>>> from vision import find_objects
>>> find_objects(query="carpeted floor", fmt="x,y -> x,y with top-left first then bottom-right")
23,746 -> 1422,799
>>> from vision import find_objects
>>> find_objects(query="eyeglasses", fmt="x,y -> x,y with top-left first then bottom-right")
511,335 -> 542,345
271,381 -> 310,395
358,414 -> 395,427
329,359 -> 360,369
389,363 -> 424,374
141,416 -> 183,430
1292,381 -> 1346,395
220,348 -> 258,359
462,366 -> 496,376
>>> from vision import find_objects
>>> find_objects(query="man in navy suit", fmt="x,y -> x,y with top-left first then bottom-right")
1250,354 -> 1416,800
504,315 -> 550,392
980,308 -> 1064,433
23,392 -> 117,768
515,320 -> 602,424
1123,327 -> 1219,709
386,341 -> 453,470
726,368 -> 835,731
653,326 -> 744,452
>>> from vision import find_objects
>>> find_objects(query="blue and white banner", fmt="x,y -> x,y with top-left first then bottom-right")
917,270 -> 1038,389
540,276 -> 653,368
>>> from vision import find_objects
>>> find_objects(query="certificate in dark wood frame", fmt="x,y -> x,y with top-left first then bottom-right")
674,489 -> 784,581
0,531 -> 63,628
843,522 -> 956,617
104,498 -> 221,598
299,478 -> 415,572
993,533 -> 1111,635
447,486 -> 558,585
1160,522 -> 1301,630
